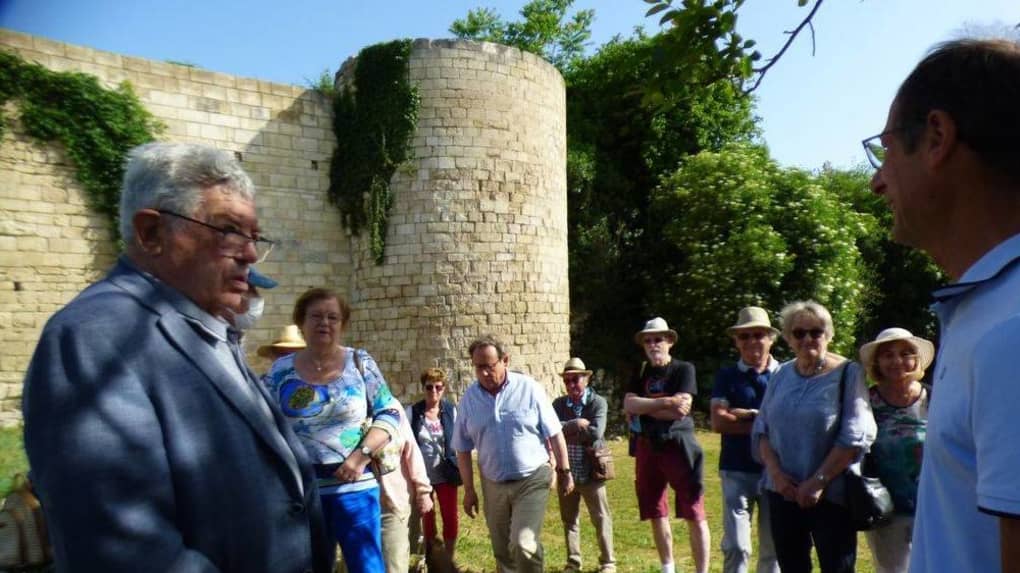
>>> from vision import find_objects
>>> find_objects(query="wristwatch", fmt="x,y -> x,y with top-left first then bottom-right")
813,472 -> 827,485
556,467 -> 572,474
360,445 -> 373,457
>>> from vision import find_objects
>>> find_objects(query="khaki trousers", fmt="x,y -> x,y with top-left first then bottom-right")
558,479 -> 615,569
480,464 -> 552,573
381,509 -> 411,573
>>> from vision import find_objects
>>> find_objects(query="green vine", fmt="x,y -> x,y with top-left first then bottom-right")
0,51 -> 162,244
327,39 -> 420,264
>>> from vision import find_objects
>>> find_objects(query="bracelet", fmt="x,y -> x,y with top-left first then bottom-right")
556,467 -> 572,474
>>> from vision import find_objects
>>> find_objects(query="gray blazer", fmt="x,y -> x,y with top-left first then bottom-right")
22,259 -> 334,573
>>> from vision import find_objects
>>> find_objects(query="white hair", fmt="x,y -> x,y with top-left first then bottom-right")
779,300 -> 835,339
119,143 -> 255,243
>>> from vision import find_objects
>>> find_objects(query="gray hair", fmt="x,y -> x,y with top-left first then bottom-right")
468,334 -> 509,359
779,300 -> 835,339
119,143 -> 255,243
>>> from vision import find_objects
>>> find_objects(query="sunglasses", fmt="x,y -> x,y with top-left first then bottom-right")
643,336 -> 667,345
792,328 -> 825,340
736,331 -> 768,341
424,384 -> 444,391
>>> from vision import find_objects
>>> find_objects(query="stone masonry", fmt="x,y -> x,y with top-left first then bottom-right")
0,30 -> 569,425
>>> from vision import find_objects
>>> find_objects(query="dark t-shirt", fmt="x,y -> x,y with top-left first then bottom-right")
627,358 -> 697,439
711,365 -> 769,472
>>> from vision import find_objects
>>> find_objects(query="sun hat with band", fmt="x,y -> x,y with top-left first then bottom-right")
634,317 -> 679,345
559,357 -> 593,377
257,324 -> 306,358
858,327 -> 935,381
726,306 -> 780,337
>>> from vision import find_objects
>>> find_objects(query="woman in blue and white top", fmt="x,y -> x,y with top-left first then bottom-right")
264,287 -> 402,573
752,300 -> 876,573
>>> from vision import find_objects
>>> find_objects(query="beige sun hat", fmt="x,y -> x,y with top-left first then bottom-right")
257,324 -> 306,358
634,317 -> 679,345
859,327 -> 935,380
559,357 -> 593,377
726,306 -> 780,336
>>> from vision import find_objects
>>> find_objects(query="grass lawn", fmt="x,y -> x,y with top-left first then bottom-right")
454,430 -> 878,573
0,426 -> 878,572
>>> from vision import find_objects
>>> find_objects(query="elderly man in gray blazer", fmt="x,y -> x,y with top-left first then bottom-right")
22,142 -> 334,572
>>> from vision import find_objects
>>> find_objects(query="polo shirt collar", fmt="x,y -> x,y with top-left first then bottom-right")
932,232 -> 1020,303
737,356 -> 779,374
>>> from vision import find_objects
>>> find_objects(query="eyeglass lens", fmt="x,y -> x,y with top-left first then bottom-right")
737,332 -> 767,341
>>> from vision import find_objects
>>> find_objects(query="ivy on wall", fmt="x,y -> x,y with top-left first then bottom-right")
328,39 -> 420,264
0,51 -> 162,244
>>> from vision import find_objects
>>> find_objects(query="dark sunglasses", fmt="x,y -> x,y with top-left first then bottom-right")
424,384 -> 444,391
792,328 -> 825,340
643,336 -> 666,345
737,331 -> 767,341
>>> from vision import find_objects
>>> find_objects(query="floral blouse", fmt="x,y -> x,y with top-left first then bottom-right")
868,384 -> 929,515
263,347 -> 401,493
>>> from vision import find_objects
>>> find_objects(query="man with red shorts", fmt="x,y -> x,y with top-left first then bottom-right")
624,317 -> 710,573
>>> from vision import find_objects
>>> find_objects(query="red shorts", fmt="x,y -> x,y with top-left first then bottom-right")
634,436 -> 707,521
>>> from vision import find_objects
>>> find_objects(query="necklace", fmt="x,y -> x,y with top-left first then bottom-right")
309,347 -> 340,372
796,354 -> 826,377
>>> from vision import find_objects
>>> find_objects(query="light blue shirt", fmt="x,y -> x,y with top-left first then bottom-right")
910,233 -> 1020,573
452,370 -> 562,482
751,359 -> 875,504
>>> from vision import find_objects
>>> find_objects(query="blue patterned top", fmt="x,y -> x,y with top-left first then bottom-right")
263,347 -> 401,493
868,384 -> 928,515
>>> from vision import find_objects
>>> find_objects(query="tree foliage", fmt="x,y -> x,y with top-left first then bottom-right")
450,0 -> 594,71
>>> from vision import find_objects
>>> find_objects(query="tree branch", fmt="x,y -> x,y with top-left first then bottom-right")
746,0 -> 825,93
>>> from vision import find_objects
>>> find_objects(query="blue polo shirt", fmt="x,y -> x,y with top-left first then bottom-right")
910,233 -> 1020,573
711,358 -> 778,472
452,370 -> 562,482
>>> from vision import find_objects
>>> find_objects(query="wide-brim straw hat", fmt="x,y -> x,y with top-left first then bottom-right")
726,306 -> 780,336
257,324 -> 306,357
634,317 -> 679,345
859,327 -> 935,378
559,357 -> 593,377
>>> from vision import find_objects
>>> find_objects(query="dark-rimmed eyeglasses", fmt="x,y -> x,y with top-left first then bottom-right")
736,331 -> 768,341
792,328 -> 825,340
562,375 -> 586,385
424,384 -> 444,392
861,125 -> 917,169
158,209 -> 275,263
643,336 -> 666,345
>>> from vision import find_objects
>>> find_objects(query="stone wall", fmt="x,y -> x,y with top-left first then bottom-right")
343,39 -> 569,400
0,31 -> 570,425
0,29 -> 348,425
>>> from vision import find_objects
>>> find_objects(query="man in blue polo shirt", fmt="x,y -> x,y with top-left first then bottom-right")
453,334 -> 573,573
867,37 -> 1020,572
711,306 -> 780,573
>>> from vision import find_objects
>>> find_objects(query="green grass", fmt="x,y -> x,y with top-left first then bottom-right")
454,430 -> 877,573
0,425 -> 28,496
0,426 -> 878,572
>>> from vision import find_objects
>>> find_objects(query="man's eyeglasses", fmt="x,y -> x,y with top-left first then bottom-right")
792,328 -> 825,340
562,375 -> 586,385
158,209 -> 275,263
643,336 -> 667,346
861,125 -> 917,169
736,331 -> 767,341
424,384 -> 444,392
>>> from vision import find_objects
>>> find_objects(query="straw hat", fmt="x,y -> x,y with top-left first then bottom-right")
634,317 -> 679,345
257,324 -> 306,358
859,327 -> 935,380
559,357 -> 593,377
726,306 -> 780,336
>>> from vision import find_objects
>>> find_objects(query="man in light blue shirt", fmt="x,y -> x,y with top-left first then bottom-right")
867,37 -> 1020,573
453,334 -> 573,573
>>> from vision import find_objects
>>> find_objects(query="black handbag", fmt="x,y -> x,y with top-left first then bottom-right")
835,362 -> 894,531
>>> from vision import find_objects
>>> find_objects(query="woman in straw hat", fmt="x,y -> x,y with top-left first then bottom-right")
858,328 -> 935,573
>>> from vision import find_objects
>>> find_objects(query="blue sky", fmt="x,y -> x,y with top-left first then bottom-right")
1,0 -> 1016,170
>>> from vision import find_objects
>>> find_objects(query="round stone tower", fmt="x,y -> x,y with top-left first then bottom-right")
340,39 -> 569,401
